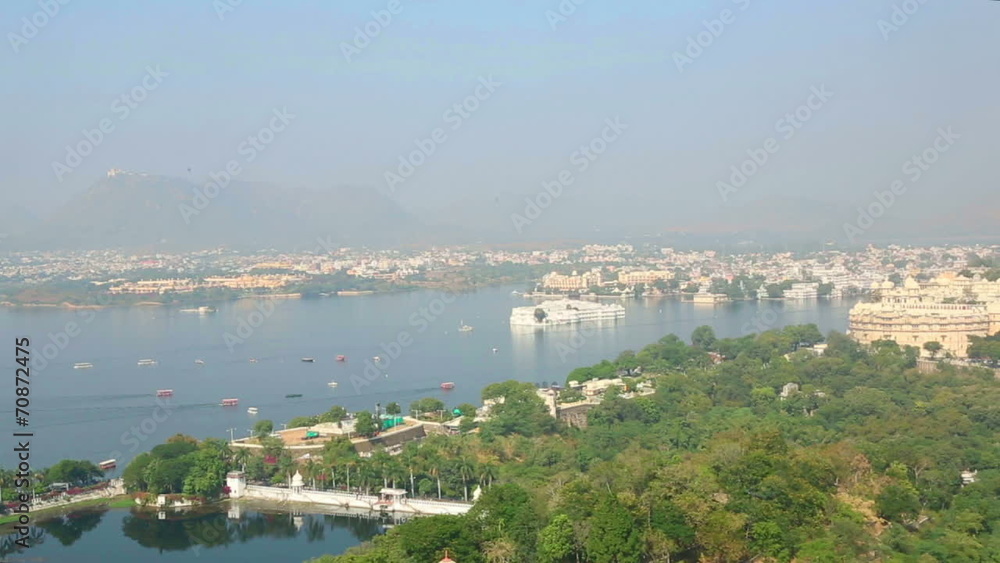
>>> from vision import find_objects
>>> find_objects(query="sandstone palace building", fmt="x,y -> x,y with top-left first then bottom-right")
848,274 -> 1000,358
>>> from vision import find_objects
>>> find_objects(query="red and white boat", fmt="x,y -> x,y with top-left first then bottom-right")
336,355 -> 347,362
99,459 -> 117,470
221,398 -> 239,406
440,382 -> 455,390
156,389 -> 173,397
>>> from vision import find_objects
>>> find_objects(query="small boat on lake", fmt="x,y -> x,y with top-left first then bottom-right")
458,321 -> 474,332
99,459 -> 117,471
285,394 -> 303,398
194,359 -> 205,365
221,398 -> 239,406
247,407 -> 258,415
73,363 -> 94,369
137,359 -> 157,366
336,355 -> 346,362
440,382 -> 455,390
301,358 -> 315,363
373,356 -> 382,363
249,358 -> 258,363
327,381 -> 339,388
156,389 -> 173,397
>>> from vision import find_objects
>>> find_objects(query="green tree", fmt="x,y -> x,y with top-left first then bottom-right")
586,494 -> 642,563
253,420 -> 274,439
923,341 -> 943,359
385,402 -> 401,416
354,411 -> 378,437
537,513 -> 576,563
691,325 -> 717,350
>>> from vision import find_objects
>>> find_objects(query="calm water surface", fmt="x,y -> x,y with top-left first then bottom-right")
0,286 -> 858,468
0,504 -> 388,562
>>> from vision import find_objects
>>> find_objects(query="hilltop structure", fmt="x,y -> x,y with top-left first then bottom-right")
848,274 -> 1000,358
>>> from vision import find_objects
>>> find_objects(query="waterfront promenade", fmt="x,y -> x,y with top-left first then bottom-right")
226,471 -> 473,516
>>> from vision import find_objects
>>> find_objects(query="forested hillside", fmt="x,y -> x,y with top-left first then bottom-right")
311,326 -> 1000,562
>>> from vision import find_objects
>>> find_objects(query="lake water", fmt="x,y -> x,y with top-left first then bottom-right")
0,286 -> 858,469
0,503 -> 392,562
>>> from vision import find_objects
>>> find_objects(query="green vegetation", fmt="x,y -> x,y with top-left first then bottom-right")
122,435 -> 229,498
968,332 -> 1000,362
310,325 -> 1000,562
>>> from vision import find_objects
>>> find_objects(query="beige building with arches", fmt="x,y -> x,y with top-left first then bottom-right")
848,277 -> 1000,358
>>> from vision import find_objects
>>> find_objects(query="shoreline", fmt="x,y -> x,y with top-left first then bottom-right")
0,495 -> 133,528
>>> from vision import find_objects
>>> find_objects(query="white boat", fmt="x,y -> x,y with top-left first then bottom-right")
327,381 -> 339,388
249,358 -> 258,363
247,407 -> 258,415
373,356 -> 382,363
137,359 -> 157,366
301,357 -> 315,363
194,359 -> 205,365
73,363 -> 94,369
458,321 -> 474,332
492,347 -> 498,354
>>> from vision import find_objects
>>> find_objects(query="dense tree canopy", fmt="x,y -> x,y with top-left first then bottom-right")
310,326 -> 1000,562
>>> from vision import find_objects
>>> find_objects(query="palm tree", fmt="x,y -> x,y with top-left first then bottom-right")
344,459 -> 356,492
428,464 -> 442,499
233,448 -> 250,472
402,450 -> 420,496
302,459 -> 318,489
479,463 -> 499,490
457,457 -> 476,502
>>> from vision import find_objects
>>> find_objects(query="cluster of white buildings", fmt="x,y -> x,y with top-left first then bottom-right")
510,299 -> 626,327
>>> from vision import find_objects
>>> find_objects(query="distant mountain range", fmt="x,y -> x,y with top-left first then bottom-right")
3,173 -> 997,251
5,173 -> 443,251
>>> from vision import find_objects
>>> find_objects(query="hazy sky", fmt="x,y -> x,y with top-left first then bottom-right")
3,0 -> 998,230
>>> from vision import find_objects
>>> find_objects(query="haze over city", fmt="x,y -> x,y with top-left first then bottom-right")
3,0 -> 999,248
6,2 -> 1000,562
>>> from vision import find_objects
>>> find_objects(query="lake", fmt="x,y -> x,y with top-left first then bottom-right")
1,503 -> 394,562
0,286 -> 858,469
